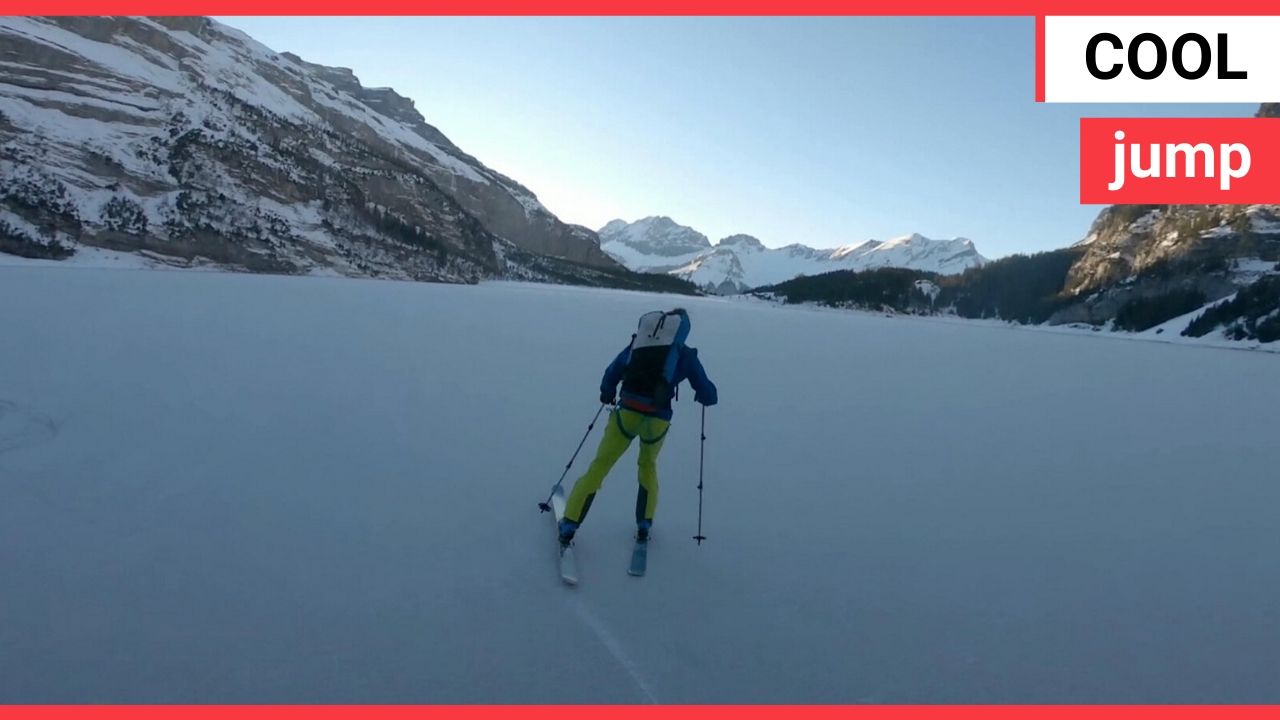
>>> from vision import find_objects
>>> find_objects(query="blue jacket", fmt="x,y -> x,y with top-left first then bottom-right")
602,343 -> 718,421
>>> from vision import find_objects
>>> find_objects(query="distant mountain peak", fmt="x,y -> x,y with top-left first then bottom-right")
642,215 -> 681,227
718,234 -> 765,251
597,217 -> 712,261
599,218 -> 986,293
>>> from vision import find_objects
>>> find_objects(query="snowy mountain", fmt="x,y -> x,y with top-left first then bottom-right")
0,16 -> 660,287
758,201 -> 1279,344
1066,204 -> 1280,297
1052,203 -> 1280,325
598,216 -> 712,262
600,217 -> 987,293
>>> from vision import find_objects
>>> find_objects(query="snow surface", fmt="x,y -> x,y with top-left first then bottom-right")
1139,293 -> 1238,341
600,240 -> 707,273
1,267 -> 1278,703
0,245 -> 157,269
1230,257 -> 1280,276
1252,216 -> 1280,235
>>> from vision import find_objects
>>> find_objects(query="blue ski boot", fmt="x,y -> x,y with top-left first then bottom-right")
558,518 -> 579,547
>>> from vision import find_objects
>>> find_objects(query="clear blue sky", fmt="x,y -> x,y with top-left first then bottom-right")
217,17 -> 1258,258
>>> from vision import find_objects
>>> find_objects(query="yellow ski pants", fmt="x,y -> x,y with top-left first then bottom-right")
564,408 -> 670,525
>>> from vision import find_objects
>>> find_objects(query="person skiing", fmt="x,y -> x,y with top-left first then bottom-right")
558,307 -> 717,547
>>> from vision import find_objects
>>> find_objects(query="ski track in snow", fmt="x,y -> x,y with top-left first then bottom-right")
0,400 -> 60,455
570,596 -> 659,703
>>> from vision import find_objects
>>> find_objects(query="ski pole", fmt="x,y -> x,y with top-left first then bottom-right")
693,404 -> 707,545
538,403 -> 608,513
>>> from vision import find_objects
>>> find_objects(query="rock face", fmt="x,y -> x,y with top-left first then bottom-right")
600,216 -> 987,293
0,16 -> 621,281
1067,205 -> 1280,294
1051,203 -> 1280,325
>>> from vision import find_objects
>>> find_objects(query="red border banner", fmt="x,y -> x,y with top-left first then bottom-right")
1034,14 -> 1045,102
3,0 -> 1280,14
4,709 -> 1280,719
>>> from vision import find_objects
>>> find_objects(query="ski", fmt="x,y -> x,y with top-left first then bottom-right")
548,486 -> 579,586
628,538 -> 648,576
559,543 -> 580,586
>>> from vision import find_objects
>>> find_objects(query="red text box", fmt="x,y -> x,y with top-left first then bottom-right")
1081,117 -> 1280,204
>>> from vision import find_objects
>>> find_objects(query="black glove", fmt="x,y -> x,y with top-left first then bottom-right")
600,391 -> 616,406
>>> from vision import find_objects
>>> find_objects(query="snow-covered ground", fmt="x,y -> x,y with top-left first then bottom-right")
0,246 -> 172,270
1,267 -> 1278,703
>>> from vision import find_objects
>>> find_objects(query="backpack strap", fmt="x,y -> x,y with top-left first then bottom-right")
639,424 -> 670,445
613,411 -> 637,440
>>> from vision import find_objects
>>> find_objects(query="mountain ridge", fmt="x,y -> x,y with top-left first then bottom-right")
599,216 -> 987,293
0,16 -> 685,290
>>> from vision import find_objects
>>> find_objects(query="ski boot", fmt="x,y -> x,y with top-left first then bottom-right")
558,519 -> 579,548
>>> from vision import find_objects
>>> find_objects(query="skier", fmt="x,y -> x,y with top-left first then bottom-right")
558,307 -> 717,547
